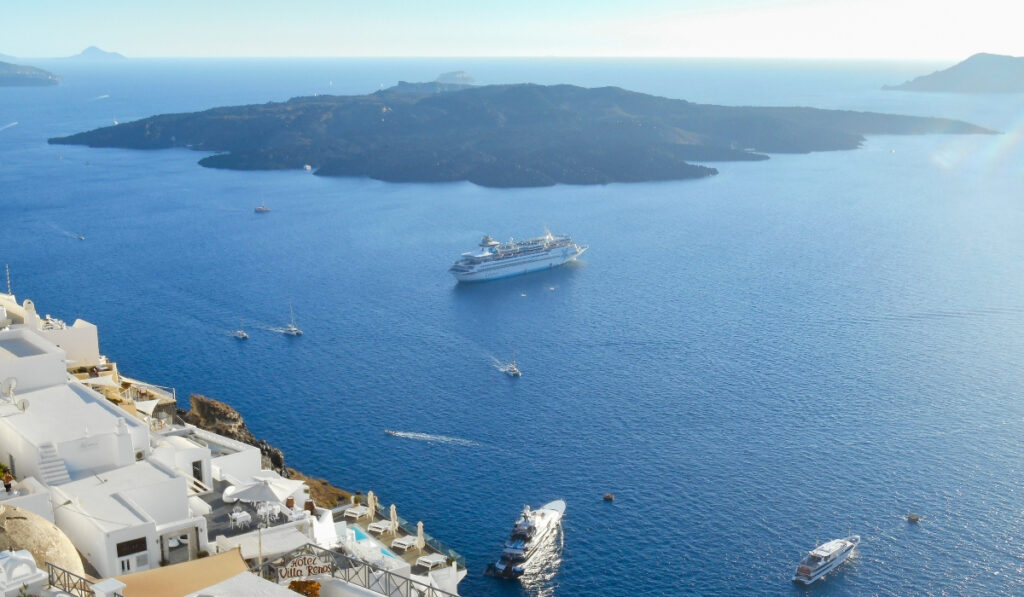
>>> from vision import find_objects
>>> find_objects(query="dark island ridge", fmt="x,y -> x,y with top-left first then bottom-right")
49,81 -> 995,188
0,60 -> 60,86
884,53 -> 1024,93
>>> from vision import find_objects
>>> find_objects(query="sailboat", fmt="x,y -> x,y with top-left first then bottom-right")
231,319 -> 248,340
283,304 -> 302,336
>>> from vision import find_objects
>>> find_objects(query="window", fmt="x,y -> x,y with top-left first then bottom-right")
116,537 -> 147,557
192,460 -> 203,481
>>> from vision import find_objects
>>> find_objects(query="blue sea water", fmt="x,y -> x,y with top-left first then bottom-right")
3,58 -> 1024,596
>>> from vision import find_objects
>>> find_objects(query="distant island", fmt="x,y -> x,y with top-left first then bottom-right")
49,80 -> 994,188
884,53 -> 1024,93
0,60 -> 59,86
435,70 -> 475,84
66,45 -> 126,60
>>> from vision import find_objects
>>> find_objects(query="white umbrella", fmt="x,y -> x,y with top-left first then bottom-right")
415,521 -> 425,552
389,504 -> 398,535
231,478 -> 303,504
366,490 -> 376,520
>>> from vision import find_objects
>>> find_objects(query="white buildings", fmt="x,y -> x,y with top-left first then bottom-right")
0,292 -> 310,579
0,290 -> 465,596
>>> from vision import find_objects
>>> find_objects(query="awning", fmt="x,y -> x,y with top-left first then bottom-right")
134,399 -> 160,416
79,375 -> 118,388
116,548 -> 248,597
184,571 -> 298,597
216,526 -> 313,561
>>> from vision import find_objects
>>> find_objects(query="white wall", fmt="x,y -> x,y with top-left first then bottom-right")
0,477 -> 52,521
0,421 -> 39,484
50,487 -> 136,578
38,319 -> 101,369
211,447 -> 261,483
57,431 -> 131,477
0,329 -> 67,393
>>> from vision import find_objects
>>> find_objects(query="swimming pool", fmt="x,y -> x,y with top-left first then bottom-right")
351,526 -> 369,541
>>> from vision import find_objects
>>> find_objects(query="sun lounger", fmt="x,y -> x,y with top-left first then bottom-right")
367,519 -> 394,535
416,553 -> 448,570
391,535 -> 417,551
343,505 -> 369,520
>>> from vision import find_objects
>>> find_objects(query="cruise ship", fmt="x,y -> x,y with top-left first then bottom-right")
449,232 -> 587,282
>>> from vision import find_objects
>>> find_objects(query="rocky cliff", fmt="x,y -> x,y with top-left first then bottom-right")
179,394 -> 348,507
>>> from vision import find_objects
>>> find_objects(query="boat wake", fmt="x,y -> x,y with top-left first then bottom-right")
516,523 -> 564,596
384,430 -> 479,447
91,94 -> 110,100
46,223 -> 86,240
0,122 -> 17,133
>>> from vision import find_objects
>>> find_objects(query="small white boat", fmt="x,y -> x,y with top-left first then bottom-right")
504,362 -> 522,377
793,535 -> 859,585
283,304 -> 302,336
254,205 -> 270,213
231,319 -> 248,340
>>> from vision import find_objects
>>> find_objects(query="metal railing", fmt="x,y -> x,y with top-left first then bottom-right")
47,562 -> 94,597
47,561 -> 128,597
252,543 -> 460,597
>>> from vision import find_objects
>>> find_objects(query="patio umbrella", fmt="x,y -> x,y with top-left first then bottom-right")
366,490 -> 376,520
415,521 -> 425,552
389,504 -> 398,535
231,477 -> 303,504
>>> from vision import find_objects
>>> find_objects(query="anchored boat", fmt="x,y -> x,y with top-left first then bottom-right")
449,232 -> 586,282
792,535 -> 859,585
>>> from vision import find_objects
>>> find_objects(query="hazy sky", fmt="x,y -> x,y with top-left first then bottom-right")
2,0 -> 1019,60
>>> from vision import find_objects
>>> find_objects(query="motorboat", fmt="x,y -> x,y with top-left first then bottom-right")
254,205 -> 270,213
504,362 -> 522,377
485,500 -> 565,579
792,535 -> 859,585
232,319 -> 248,340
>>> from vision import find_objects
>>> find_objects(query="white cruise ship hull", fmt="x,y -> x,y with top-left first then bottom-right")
450,246 -> 586,282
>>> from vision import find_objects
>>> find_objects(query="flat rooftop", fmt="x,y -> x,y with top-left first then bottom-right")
0,336 -> 45,359
56,461 -> 187,533
0,382 -> 139,448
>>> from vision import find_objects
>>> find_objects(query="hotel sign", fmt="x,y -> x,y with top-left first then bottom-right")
277,554 -> 333,581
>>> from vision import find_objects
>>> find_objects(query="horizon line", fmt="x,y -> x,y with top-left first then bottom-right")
6,53 -> 974,62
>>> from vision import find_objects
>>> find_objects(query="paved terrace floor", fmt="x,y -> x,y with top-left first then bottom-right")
333,505 -> 459,577
198,479 -> 273,541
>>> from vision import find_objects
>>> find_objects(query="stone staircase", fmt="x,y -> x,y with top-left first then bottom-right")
37,442 -> 71,485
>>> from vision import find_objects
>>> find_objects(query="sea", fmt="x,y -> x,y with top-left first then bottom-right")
2,57 -> 1023,596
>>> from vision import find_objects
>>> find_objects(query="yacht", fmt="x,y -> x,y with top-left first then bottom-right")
231,320 -> 248,340
485,500 -> 565,579
283,304 -> 302,336
449,232 -> 586,282
254,205 -> 270,213
792,535 -> 859,585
